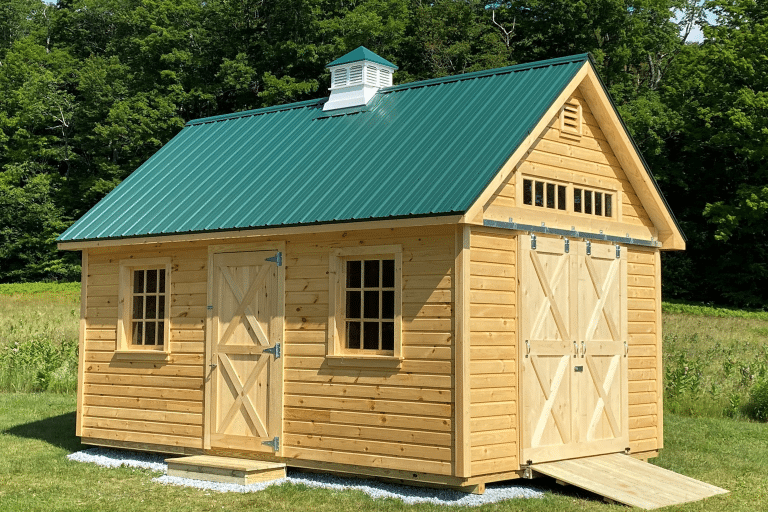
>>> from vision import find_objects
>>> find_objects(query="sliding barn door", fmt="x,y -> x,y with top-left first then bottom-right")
521,236 -> 628,464
520,236 -> 577,463
574,241 -> 628,456
208,250 -> 283,454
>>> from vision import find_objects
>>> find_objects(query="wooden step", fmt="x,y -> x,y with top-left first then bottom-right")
166,455 -> 286,485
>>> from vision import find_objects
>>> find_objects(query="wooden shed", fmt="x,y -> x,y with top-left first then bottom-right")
58,49 -> 725,507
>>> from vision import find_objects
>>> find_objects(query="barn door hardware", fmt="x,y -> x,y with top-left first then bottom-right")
265,251 -> 283,266
573,341 -> 578,358
586,240 -> 592,256
262,436 -> 280,452
564,238 -> 570,253
530,234 -> 537,250
263,343 -> 282,359
615,245 -> 621,259
624,341 -> 628,357
581,341 -> 586,358
209,363 -> 218,370
525,340 -> 531,358
207,305 -> 213,310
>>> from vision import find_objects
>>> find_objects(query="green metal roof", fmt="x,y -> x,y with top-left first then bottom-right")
59,54 -> 591,242
326,46 -> 398,69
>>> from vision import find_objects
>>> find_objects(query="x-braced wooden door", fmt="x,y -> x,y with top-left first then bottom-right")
520,235 -> 627,464
207,249 -> 284,454
574,240 -> 628,458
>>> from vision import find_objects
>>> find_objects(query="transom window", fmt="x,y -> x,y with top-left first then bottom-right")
574,187 -> 613,217
131,269 -> 166,346
523,179 -> 567,211
344,260 -> 395,351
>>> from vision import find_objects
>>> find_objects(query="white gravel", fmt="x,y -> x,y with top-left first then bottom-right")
68,447 -> 544,507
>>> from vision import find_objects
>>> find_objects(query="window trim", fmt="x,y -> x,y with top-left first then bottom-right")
328,245 -> 402,365
116,257 -> 172,359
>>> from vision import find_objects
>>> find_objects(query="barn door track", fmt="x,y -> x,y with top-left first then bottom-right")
531,453 -> 727,509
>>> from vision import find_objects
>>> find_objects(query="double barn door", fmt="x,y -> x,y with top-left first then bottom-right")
521,235 -> 628,464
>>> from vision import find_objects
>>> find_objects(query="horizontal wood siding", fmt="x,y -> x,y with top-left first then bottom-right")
281,226 -> 455,476
488,87 -> 654,234
627,247 -> 661,453
81,245 -> 207,449
469,229 -> 518,476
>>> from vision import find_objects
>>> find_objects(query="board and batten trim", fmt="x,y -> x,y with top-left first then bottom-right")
454,225 -> 471,477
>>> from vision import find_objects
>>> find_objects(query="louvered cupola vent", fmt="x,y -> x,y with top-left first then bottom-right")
324,46 -> 398,111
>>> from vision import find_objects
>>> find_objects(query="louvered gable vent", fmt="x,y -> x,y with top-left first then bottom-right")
324,46 -> 398,111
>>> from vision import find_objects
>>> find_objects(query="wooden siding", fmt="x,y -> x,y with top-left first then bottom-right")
468,228 -> 518,476
281,227 -> 454,476
82,244 -> 207,450
626,247 -> 661,454
80,226 -> 456,476
484,86 -> 655,236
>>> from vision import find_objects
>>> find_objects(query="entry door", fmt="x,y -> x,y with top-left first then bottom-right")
520,236 -> 627,464
208,250 -> 283,454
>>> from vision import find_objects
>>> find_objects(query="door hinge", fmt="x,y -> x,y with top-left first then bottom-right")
530,233 -> 537,250
207,305 -> 213,310
265,251 -> 282,266
262,436 -> 280,452
263,343 -> 281,359
564,238 -> 569,253
616,244 -> 621,259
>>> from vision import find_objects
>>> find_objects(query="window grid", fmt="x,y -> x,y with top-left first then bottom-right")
574,187 -> 613,218
523,178 -> 567,212
131,269 -> 166,347
344,259 -> 395,352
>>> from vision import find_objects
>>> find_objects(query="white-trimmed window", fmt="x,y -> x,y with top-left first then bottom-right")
328,246 -> 402,362
117,258 -> 171,356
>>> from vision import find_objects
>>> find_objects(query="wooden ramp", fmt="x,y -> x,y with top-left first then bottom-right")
166,456 -> 286,485
532,453 -> 727,509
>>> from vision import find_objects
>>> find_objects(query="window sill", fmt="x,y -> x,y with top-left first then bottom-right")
114,350 -> 170,361
325,354 -> 402,369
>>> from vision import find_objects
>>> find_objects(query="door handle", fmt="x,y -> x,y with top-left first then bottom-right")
573,341 -> 578,357
624,341 -> 628,357
525,340 -> 531,358
581,341 -> 586,358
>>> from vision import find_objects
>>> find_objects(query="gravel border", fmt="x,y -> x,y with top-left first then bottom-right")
68,447 -> 543,507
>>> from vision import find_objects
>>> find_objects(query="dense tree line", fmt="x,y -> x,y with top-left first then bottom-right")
0,0 -> 766,306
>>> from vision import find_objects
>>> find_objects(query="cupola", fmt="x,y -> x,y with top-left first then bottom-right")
323,46 -> 398,111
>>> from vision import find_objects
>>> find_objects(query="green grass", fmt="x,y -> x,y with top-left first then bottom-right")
0,286 -> 765,509
0,392 -> 758,511
0,283 -> 79,392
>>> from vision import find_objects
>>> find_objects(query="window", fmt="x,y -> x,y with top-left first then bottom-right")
523,178 -> 567,212
560,98 -> 582,137
118,258 -> 171,356
328,246 -> 402,362
574,187 -> 613,217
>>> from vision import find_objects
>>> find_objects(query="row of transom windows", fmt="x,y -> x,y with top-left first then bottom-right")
523,178 -> 614,218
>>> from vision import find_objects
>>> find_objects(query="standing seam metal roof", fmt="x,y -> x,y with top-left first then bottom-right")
59,54 -> 590,242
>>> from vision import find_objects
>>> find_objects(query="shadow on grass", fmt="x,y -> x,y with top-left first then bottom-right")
4,411 -> 82,453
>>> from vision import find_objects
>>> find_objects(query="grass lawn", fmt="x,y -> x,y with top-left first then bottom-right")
0,392 -> 762,511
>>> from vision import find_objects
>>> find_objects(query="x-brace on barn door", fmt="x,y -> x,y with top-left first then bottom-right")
207,248 -> 284,454
520,236 -> 628,464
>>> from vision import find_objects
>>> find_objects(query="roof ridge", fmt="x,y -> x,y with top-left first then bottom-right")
381,53 -> 590,93
184,53 -> 590,127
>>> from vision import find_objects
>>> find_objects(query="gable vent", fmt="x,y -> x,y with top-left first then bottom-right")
324,46 -> 398,111
560,98 -> 582,137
